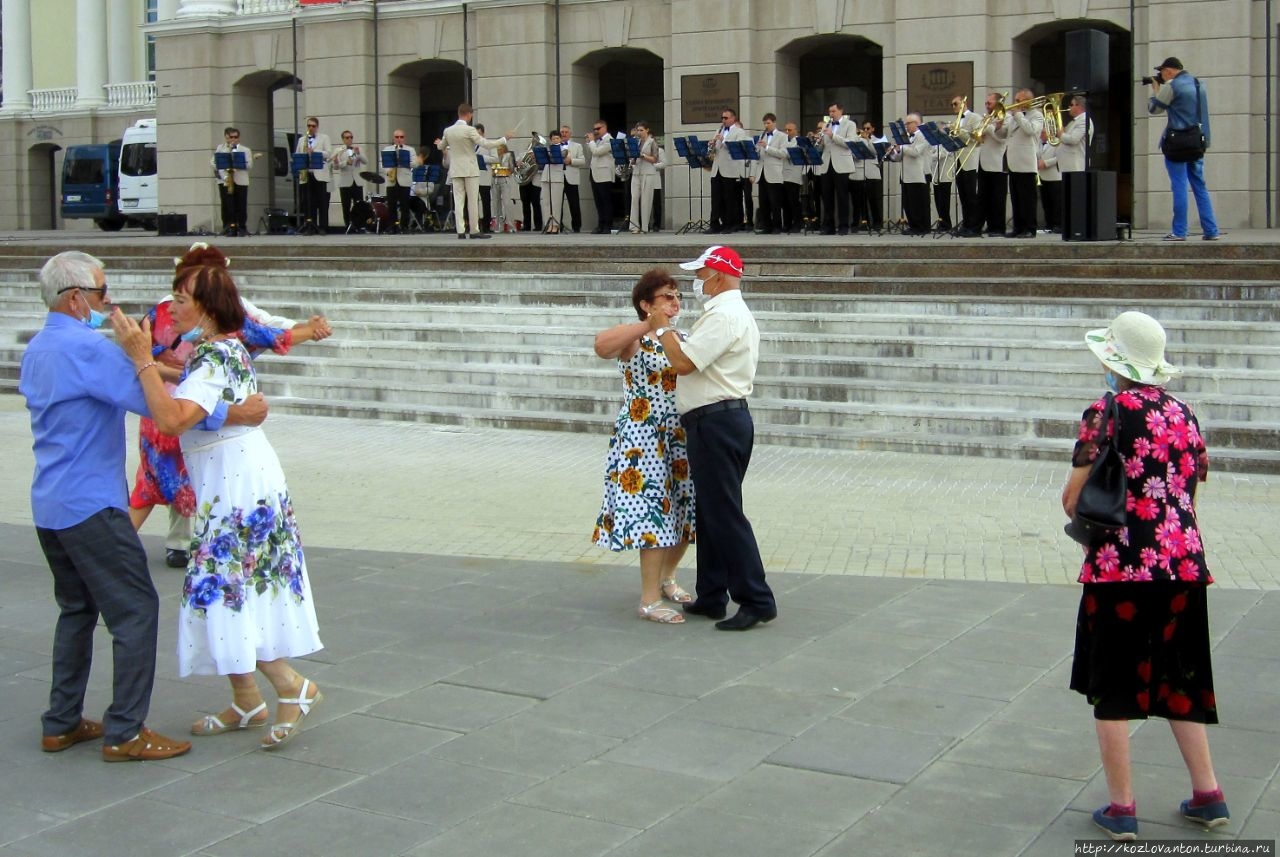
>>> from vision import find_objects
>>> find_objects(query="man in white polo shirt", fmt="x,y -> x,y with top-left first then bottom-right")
645,246 -> 777,631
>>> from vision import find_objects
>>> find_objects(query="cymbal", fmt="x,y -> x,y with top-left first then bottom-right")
360,171 -> 386,185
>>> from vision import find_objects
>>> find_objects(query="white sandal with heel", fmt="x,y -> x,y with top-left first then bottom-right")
260,679 -> 323,750
191,700 -> 268,736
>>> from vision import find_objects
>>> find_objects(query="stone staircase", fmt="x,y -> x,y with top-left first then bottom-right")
1,239 -> 1278,472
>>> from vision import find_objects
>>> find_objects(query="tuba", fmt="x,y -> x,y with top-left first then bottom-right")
516,132 -> 546,185
999,92 -> 1065,144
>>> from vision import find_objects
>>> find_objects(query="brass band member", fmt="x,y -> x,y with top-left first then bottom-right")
1004,88 -> 1044,238
628,122 -> 660,233
212,127 -> 251,237
435,104 -> 507,239
559,125 -> 585,233
891,113 -> 931,235
586,120 -> 616,233
857,121 -> 885,232
295,116 -> 332,233
473,123 -> 494,234
950,96 -> 984,236
1037,127 -> 1062,233
1058,95 -> 1093,174
519,132 -> 544,232
331,130 -> 367,232
381,129 -> 414,234
978,91 -> 1010,236
820,103 -> 857,235
781,121 -> 803,233
707,108 -> 748,234
755,113 -> 787,234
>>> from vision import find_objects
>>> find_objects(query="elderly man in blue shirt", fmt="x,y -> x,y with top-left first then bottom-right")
20,251 -> 265,762
1148,56 -> 1220,241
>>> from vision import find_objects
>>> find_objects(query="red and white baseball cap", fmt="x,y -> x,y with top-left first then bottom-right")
678,245 -> 744,277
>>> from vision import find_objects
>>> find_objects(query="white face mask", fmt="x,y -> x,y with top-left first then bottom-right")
691,275 -> 706,300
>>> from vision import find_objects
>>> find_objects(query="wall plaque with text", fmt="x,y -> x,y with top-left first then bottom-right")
906,62 -> 973,118
680,73 -> 740,125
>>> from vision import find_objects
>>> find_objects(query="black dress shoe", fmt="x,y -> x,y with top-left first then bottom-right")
683,600 -> 726,620
1016,231 -> 1036,239
716,608 -> 777,631
165,549 -> 190,569
470,233 -> 492,239
457,233 -> 468,240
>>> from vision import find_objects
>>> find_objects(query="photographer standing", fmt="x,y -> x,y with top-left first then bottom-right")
1147,57 -> 1220,241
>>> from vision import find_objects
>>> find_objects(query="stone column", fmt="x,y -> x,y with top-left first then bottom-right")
157,0 -> 181,20
1,0 -> 34,112
75,0 -> 109,108
107,0 -> 137,85
176,0 -> 238,15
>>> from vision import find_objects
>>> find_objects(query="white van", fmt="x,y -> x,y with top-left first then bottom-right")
118,118 -> 158,229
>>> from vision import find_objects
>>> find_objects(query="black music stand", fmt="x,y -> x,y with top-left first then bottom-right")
290,152 -> 325,235
215,150 -> 251,235
880,126 -> 910,234
787,142 -> 821,235
374,149 -> 412,235
673,137 -> 704,234
530,145 -> 566,234
611,137 -> 637,232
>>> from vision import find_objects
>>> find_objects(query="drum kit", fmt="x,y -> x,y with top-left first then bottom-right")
347,170 -> 438,233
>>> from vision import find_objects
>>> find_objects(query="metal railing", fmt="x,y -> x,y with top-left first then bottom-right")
105,81 -> 157,109
27,88 -> 78,113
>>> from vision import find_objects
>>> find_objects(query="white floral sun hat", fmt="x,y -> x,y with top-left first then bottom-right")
1085,311 -> 1180,386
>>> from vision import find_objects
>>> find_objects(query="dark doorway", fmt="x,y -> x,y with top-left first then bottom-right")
795,36 -> 884,131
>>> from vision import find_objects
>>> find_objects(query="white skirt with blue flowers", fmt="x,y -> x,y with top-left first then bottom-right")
176,428 -> 322,677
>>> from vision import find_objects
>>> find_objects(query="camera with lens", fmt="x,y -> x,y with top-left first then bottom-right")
1141,76 -> 1156,86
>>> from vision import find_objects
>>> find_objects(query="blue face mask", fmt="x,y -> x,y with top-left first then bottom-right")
1104,372 -> 1120,393
85,309 -> 108,330
179,325 -> 204,343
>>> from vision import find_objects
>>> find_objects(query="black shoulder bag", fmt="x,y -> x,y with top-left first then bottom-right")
1160,78 -> 1207,163
1065,393 -> 1128,546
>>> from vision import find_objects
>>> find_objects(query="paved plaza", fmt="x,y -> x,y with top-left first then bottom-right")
0,385 -> 1277,855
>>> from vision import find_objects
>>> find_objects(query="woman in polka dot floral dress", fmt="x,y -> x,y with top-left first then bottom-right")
592,270 -> 696,624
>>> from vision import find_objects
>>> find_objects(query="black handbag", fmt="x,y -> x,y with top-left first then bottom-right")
1065,393 -> 1128,546
1160,79 -> 1207,163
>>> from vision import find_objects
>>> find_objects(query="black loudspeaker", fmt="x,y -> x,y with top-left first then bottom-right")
157,213 -> 187,236
266,210 -> 297,234
1065,29 -> 1109,93
1062,171 -> 1117,241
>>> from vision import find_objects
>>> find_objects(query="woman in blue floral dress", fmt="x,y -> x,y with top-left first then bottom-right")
593,270 -> 696,623
116,255 -> 323,750
1062,311 -> 1228,841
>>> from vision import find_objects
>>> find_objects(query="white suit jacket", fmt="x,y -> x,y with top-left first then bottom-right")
1056,114 -> 1093,173
331,145 -> 368,189
758,130 -> 787,183
821,118 -> 857,175
560,140 -> 585,186
587,135 -> 616,183
977,114 -> 1009,172
896,131 -> 930,183
710,125 -> 748,179
1004,108 -> 1044,174
437,120 -> 505,179
295,132 -> 333,183
381,145 -> 414,187
212,143 -> 252,187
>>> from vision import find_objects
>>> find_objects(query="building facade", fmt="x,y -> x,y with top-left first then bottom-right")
0,0 -> 1274,233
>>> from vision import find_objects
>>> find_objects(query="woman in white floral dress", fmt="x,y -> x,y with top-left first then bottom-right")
592,269 -> 696,623
117,255 -> 323,749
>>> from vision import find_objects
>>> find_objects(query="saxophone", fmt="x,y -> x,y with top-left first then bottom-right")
389,145 -> 399,186
225,145 -> 236,192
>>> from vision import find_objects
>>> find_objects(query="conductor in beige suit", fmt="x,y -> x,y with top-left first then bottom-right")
435,103 -> 508,240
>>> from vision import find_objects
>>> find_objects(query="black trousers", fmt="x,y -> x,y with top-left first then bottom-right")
219,184 -> 248,231
978,167 -> 1008,234
1009,172 -> 1037,234
902,182 -> 931,233
956,168 -> 981,231
387,184 -> 411,229
591,177 -> 614,232
37,508 -> 160,745
520,184 -> 543,230
683,405 -> 776,615
1039,179 -> 1062,232
863,178 -> 883,229
710,175 -> 742,231
933,180 -> 953,229
742,180 -> 754,229
300,175 -> 330,229
782,181 -> 801,232
848,179 -> 867,230
339,183 -> 363,228
480,185 -> 492,231
757,177 -> 782,232
563,183 -> 582,232
821,170 -> 850,232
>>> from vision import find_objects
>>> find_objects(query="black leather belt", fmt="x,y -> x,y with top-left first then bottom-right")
682,398 -> 748,424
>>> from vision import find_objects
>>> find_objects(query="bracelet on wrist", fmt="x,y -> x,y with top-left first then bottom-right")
135,361 -> 159,377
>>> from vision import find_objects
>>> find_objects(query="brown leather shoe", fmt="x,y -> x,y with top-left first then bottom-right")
102,727 -> 192,762
41,718 -> 103,752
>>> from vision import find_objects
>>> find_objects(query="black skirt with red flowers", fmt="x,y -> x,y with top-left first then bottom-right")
1070,581 -> 1218,723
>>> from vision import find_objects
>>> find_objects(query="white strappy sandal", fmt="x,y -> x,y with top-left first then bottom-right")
260,679 -> 323,750
191,700 -> 268,736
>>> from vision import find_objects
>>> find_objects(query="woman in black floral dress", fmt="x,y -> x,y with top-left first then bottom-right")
593,270 -> 696,624
1062,311 -> 1229,841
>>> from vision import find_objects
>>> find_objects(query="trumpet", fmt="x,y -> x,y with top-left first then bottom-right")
515,132 -> 546,185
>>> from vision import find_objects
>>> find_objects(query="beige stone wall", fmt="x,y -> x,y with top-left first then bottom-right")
1,0 -> 1274,232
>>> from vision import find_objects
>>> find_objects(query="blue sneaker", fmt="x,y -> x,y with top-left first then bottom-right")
1093,806 -> 1139,841
1181,799 -> 1230,828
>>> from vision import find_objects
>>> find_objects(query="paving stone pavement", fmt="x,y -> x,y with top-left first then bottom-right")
0,397 -> 1277,856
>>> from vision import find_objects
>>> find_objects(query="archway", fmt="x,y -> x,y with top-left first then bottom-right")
783,35 -> 884,133
387,59 -> 468,159
1015,21 -> 1133,220
232,69 -> 300,219
570,48 -> 665,230
28,143 -> 61,230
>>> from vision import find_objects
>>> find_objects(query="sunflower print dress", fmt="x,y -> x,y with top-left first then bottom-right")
593,335 -> 696,551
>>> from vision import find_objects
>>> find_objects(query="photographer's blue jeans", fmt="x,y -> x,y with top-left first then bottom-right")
1165,157 -> 1218,238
